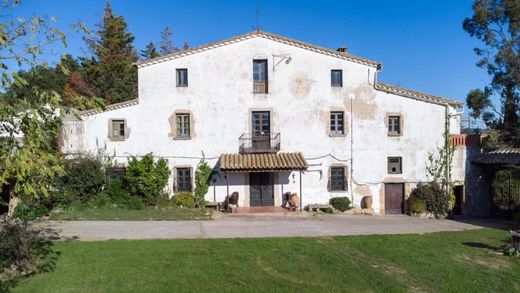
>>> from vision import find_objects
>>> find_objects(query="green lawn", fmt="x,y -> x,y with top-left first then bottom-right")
11,228 -> 520,292
48,206 -> 212,221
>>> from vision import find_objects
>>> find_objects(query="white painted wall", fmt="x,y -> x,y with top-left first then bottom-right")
61,35 -> 463,213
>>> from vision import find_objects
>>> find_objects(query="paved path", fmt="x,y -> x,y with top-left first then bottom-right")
35,215 -> 494,241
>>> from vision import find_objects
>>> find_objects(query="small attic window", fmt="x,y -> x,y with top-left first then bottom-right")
176,69 -> 188,87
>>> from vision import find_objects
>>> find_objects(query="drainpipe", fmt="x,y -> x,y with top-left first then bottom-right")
444,104 -> 451,202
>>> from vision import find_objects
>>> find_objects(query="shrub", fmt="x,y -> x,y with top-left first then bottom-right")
330,197 -> 351,212
124,196 -> 144,210
172,192 -> 196,208
410,182 -> 449,218
194,159 -> 212,207
407,196 -> 426,215
102,180 -> 130,207
0,219 -> 56,285
89,194 -> 111,208
61,156 -> 105,203
13,196 -> 57,221
125,153 -> 169,205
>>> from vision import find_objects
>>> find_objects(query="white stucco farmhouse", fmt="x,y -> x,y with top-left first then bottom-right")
60,30 -> 466,214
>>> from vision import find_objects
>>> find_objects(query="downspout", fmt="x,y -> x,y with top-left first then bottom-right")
444,104 -> 450,202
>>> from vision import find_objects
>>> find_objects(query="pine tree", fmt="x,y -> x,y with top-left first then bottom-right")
159,27 -> 178,55
182,41 -> 189,51
82,1 -> 137,104
141,41 -> 160,59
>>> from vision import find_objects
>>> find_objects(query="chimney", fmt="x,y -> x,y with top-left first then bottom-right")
336,46 -> 347,53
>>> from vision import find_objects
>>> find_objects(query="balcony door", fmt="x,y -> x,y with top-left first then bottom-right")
252,111 -> 270,150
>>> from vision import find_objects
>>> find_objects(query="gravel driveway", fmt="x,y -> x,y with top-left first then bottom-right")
35,214 -> 493,241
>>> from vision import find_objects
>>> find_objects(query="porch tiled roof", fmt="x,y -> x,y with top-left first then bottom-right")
220,152 -> 308,172
472,148 -> 520,165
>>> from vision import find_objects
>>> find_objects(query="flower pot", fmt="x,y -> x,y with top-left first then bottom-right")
362,196 -> 373,209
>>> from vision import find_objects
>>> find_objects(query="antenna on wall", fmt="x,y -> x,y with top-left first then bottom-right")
256,0 -> 260,32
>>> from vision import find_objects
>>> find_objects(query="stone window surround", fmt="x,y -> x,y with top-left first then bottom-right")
385,112 -> 404,137
107,118 -> 130,141
169,109 -> 195,140
173,165 -> 193,193
328,163 -> 349,192
328,108 -> 346,137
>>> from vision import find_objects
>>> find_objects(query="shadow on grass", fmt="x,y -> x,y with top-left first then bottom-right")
1,223 -> 74,292
462,242 -> 501,250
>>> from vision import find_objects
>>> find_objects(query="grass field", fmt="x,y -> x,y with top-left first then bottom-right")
48,206 -> 212,221
10,228 -> 520,292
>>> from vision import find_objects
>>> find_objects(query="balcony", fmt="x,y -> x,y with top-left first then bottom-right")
253,81 -> 268,94
239,133 -> 280,153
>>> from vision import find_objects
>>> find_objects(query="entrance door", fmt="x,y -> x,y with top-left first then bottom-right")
250,172 -> 274,206
385,183 -> 404,214
252,111 -> 270,150
453,185 -> 464,215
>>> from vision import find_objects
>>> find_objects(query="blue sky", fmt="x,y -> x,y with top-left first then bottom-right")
15,0 -> 488,106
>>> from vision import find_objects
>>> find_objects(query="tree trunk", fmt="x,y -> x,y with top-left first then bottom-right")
7,189 -> 19,218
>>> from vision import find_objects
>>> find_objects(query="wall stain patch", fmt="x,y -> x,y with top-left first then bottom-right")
290,72 -> 311,98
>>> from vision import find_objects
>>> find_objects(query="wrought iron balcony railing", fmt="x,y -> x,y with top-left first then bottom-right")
239,132 -> 280,153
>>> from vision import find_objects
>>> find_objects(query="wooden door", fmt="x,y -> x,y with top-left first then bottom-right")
250,172 -> 274,206
252,111 -> 270,150
385,183 -> 404,214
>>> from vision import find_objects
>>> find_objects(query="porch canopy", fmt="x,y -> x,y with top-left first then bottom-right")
219,152 -> 308,172
472,149 -> 520,167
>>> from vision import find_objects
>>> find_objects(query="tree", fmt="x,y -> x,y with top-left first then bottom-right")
159,27 -> 178,55
140,41 -> 160,59
182,41 -> 189,51
0,0 -> 76,216
82,1 -> 137,104
463,0 -> 520,147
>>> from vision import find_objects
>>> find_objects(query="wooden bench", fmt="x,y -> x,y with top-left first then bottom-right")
308,204 -> 334,212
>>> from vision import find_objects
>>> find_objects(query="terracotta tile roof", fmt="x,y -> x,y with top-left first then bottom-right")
135,30 -> 381,68
79,99 -> 139,117
375,82 -> 463,107
472,148 -> 520,165
220,152 -> 308,172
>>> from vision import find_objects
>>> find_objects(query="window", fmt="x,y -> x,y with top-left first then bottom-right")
331,70 -> 343,87
388,116 -> 401,135
330,111 -> 344,136
330,167 -> 346,191
175,113 -> 190,138
106,167 -> 126,188
387,157 -> 402,174
253,59 -> 268,93
176,167 -> 192,192
176,69 -> 188,87
111,120 -> 125,139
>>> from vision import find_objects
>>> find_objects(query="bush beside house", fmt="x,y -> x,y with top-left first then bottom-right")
407,182 -> 450,218
10,153 -> 213,221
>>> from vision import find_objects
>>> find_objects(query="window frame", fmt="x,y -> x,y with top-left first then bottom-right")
109,119 -> 127,141
175,113 -> 191,139
329,165 -> 348,192
253,59 -> 268,94
387,114 -> 403,136
175,167 -> 192,192
330,111 -> 345,136
331,69 -> 343,87
176,68 -> 188,87
387,157 -> 403,174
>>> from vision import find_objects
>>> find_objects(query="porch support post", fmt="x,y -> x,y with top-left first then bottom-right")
299,171 -> 303,212
226,171 -> 230,213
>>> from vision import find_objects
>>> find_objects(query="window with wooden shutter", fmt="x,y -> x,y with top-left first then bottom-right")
176,167 -> 192,192
387,157 -> 402,174
329,166 -> 347,191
